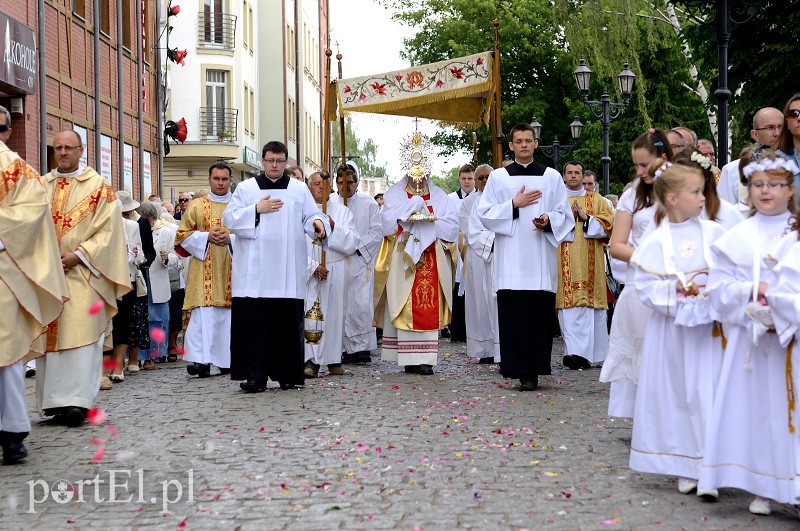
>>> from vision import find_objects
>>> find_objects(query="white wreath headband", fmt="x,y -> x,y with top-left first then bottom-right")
653,161 -> 673,180
743,157 -> 800,178
690,151 -> 712,170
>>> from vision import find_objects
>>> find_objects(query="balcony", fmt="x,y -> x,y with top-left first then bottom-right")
197,12 -> 237,50
199,107 -> 238,143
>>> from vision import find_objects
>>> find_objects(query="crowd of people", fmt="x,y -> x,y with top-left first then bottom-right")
1,92 -> 800,519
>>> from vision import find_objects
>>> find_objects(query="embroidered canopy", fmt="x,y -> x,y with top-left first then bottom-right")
334,52 -> 494,125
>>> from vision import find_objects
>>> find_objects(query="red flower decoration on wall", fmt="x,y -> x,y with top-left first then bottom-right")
370,82 -> 387,95
168,5 -> 181,16
476,57 -> 484,65
167,48 -> 188,66
450,67 -> 464,79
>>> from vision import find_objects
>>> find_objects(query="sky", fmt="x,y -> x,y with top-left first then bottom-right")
329,0 -> 470,182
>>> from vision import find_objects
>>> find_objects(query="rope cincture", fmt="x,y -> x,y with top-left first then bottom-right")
787,339 -> 796,434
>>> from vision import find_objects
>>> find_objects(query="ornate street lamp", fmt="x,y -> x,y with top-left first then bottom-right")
573,57 -> 635,195
671,0 -> 760,167
532,114 -> 584,171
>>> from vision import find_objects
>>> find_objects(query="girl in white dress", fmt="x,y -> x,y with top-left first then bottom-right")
699,149 -> 799,516
600,129 -> 672,417
628,161 -> 726,498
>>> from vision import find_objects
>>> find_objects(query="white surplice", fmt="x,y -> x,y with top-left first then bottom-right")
476,165 -> 573,292
448,189 -> 471,285
698,212 -> 799,504
461,191 -> 500,360
628,218 -> 725,480
223,177 -> 329,299
341,191 -> 381,354
716,158 -> 751,214
304,198 -> 359,366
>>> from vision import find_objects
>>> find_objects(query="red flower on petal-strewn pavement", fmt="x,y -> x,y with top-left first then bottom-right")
370,82 -> 387,95
450,67 -> 464,79
343,85 -> 351,93
436,80 -> 444,88
476,56 -> 484,65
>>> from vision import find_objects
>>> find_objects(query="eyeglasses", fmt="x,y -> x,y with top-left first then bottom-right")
263,158 -> 287,165
749,182 -> 790,190
754,124 -> 783,132
178,198 -> 190,203
669,143 -> 683,150
0,124 -> 9,133
787,109 -> 800,119
54,145 -> 81,152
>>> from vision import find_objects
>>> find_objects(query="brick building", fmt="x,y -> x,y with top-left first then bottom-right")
0,1 -> 159,198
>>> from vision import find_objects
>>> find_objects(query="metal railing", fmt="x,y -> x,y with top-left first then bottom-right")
197,12 -> 237,50
199,107 -> 238,142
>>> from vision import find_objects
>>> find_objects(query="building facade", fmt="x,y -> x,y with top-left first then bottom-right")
162,0 -> 329,199
0,1 -> 160,197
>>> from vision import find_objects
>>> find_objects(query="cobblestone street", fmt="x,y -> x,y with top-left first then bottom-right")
2,339 -> 798,529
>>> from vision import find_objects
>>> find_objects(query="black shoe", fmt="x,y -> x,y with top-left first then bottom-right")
518,378 -> 538,392
25,367 -> 35,378
187,363 -> 211,378
156,356 -> 167,364
279,383 -> 297,390
218,368 -> 231,375
418,364 -> 434,375
479,357 -> 495,364
355,351 -> 371,364
304,360 -> 320,378
440,327 -> 451,339
64,407 -> 86,427
240,380 -> 267,393
450,336 -> 466,343
404,365 -> 420,374
2,442 -> 28,465
341,352 -> 357,365
563,355 -> 577,370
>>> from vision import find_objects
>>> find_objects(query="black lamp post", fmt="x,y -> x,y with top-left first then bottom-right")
671,0 -> 759,167
530,115 -> 584,171
574,57 -> 636,195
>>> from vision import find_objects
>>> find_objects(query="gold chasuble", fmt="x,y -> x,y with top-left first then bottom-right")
175,197 -> 232,324
0,143 -> 67,367
44,167 -> 130,352
556,192 -> 614,310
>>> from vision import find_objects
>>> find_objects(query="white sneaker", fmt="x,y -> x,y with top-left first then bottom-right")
127,364 -> 140,373
697,488 -> 718,501
749,496 -> 771,515
677,477 -> 698,494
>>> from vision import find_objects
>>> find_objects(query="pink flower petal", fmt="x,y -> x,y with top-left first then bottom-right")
103,357 -> 116,371
88,300 -> 104,315
174,346 -> 185,355
87,407 -> 107,425
149,327 -> 166,344
600,518 -> 619,525
107,422 -> 118,438
89,436 -> 106,445
91,446 -> 106,463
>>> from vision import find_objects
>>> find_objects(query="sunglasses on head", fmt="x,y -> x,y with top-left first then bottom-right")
0,125 -> 9,133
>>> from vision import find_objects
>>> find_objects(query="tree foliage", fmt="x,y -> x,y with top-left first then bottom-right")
331,116 -> 389,180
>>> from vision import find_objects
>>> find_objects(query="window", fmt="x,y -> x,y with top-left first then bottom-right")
204,0 -> 225,46
122,0 -> 131,49
142,1 -> 150,62
242,1 -> 248,49
288,98 -> 296,141
248,5 -> 254,52
73,0 -> 86,18
286,25 -> 295,69
206,70 -> 228,139
249,86 -> 255,137
243,83 -> 249,133
100,0 -> 110,34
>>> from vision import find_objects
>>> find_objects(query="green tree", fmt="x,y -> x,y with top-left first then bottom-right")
331,117 -> 389,181
431,166 -> 461,193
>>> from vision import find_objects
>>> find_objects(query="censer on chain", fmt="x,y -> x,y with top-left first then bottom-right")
303,237 -> 325,344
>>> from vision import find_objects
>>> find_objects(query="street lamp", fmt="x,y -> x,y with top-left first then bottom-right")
573,57 -> 635,195
531,114 -> 584,171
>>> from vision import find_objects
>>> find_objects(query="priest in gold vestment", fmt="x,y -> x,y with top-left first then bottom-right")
0,122 -> 67,463
175,162 -> 234,378
374,133 -> 459,376
39,130 -> 129,427
556,161 -> 614,370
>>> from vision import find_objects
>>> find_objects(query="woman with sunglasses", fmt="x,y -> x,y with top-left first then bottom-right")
775,92 -> 800,191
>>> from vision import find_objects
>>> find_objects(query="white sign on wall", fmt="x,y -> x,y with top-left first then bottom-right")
123,143 -> 133,191
100,135 -> 112,184
73,125 -> 88,168
142,152 -> 152,197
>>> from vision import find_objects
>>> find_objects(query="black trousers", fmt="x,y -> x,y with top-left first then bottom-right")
230,297 -> 305,386
449,284 -> 466,340
496,290 -> 555,379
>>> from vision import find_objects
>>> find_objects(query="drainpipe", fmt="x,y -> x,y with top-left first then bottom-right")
117,0 -> 126,191
38,0 -> 47,172
93,0 -> 102,170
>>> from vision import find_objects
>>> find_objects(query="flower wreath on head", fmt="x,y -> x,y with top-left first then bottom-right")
690,151 -> 712,170
653,162 -> 673,180
742,157 -> 800,178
